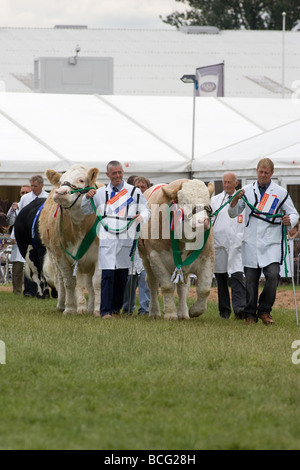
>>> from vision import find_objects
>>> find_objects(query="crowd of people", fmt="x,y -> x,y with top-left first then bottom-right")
2,157 -> 299,326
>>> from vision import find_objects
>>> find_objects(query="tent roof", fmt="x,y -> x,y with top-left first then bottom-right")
0,27 -> 299,98
0,93 -> 300,186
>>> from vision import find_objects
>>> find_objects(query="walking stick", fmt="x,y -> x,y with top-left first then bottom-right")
287,239 -> 299,327
128,194 -> 141,314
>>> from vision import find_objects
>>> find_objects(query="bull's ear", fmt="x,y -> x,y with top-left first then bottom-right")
46,170 -> 62,187
161,179 -> 187,203
207,182 -> 214,197
88,168 -> 100,186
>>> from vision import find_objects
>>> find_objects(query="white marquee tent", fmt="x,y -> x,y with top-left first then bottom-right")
0,93 -> 300,189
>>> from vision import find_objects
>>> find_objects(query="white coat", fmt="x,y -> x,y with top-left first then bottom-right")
81,182 -> 150,270
228,181 -> 299,268
17,189 -> 49,213
211,191 -> 245,275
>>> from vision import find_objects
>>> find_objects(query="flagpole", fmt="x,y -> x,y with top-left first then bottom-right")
192,80 -> 196,163
282,11 -> 286,99
180,74 -> 197,179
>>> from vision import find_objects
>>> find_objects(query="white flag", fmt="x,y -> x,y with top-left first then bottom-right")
196,63 -> 224,97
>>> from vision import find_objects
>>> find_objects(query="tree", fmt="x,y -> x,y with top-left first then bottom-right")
161,0 -> 300,30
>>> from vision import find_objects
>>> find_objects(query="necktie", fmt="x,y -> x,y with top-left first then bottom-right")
259,185 -> 266,195
112,186 -> 119,193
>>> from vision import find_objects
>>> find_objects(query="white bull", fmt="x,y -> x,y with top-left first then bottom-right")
139,179 -> 215,320
39,164 -> 102,315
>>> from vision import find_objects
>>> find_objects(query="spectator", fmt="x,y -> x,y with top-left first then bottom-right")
7,185 -> 31,295
211,172 -> 246,319
134,176 -> 151,194
123,176 -> 151,315
127,175 -> 139,185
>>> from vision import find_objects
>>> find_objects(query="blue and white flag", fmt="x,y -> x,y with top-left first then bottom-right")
196,63 -> 224,97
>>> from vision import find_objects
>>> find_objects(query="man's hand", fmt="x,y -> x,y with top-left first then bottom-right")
230,189 -> 245,208
282,215 -> 291,226
134,214 -> 144,225
85,189 -> 97,200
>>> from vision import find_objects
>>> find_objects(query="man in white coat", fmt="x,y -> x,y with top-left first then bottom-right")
7,185 -> 31,294
81,161 -> 151,319
229,158 -> 299,325
211,172 -> 246,319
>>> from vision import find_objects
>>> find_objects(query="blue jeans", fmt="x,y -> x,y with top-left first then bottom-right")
123,270 -> 150,314
100,269 -> 128,317
244,263 -> 280,320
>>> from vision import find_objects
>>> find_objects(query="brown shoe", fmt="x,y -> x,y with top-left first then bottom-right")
102,314 -> 113,319
245,317 -> 256,325
259,313 -> 274,325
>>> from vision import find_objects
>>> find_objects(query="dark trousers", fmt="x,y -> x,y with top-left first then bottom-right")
244,263 -> 280,320
24,274 -> 37,297
215,272 -> 246,319
100,269 -> 128,317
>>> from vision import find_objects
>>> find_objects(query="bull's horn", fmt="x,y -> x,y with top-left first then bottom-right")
207,182 -> 214,197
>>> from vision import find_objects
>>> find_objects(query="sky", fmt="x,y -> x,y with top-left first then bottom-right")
0,0 -> 188,29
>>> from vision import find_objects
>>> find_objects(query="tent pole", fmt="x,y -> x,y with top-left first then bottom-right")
190,82 -> 196,179
282,12 -> 286,99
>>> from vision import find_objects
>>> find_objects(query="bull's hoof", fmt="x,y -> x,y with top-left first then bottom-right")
189,308 -> 204,318
149,312 -> 161,319
164,314 -> 178,321
77,308 -> 87,315
178,315 -> 190,320
63,310 -> 76,316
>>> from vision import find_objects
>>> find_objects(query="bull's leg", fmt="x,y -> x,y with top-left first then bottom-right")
63,275 -> 77,315
56,269 -> 66,312
58,259 -> 77,315
189,260 -> 213,318
47,253 -> 65,312
92,269 -> 101,317
176,282 -> 190,320
76,271 -> 88,314
85,274 -> 94,315
161,283 -> 177,320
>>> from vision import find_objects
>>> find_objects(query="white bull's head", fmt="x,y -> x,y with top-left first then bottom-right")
46,164 -> 99,210
162,179 -> 214,248
177,180 -> 214,231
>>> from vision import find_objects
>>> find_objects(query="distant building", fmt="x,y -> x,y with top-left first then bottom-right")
0,26 -> 299,98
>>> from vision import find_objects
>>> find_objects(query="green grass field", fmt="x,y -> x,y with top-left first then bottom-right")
1,288 -> 300,450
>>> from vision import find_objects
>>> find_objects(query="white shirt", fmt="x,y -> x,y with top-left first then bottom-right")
81,182 -> 150,270
211,190 -> 245,275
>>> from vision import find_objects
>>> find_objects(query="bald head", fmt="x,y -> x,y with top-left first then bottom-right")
222,172 -> 238,196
